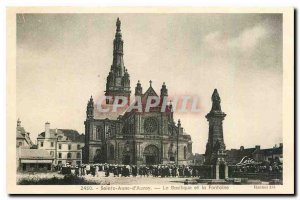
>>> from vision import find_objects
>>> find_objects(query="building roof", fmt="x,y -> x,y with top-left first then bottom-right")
16,131 -> 25,139
226,145 -> 283,165
37,129 -> 85,143
16,125 -> 34,146
19,148 -> 53,160
261,146 -> 283,155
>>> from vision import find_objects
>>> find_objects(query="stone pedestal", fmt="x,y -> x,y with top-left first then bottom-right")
212,163 -> 228,180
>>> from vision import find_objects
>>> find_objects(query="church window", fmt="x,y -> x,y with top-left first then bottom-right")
144,117 -> 158,133
77,144 -> 81,150
51,142 -> 54,147
40,142 -> 43,147
96,127 -> 103,140
58,144 -> 62,149
58,153 -> 62,158
68,144 -> 71,150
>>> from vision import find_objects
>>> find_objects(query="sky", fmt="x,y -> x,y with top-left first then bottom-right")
16,13 -> 283,153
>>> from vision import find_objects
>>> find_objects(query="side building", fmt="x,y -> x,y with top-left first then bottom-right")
37,122 -> 85,166
226,144 -> 283,165
193,144 -> 283,166
16,118 -> 34,148
16,119 -> 54,172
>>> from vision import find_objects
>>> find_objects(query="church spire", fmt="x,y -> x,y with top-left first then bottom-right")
116,17 -> 121,32
105,18 -> 131,105
160,82 -> 168,97
112,17 -> 125,76
135,80 -> 143,96
86,96 -> 94,119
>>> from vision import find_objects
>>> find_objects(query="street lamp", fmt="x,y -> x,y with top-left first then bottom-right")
177,119 -> 181,166
106,128 -> 110,163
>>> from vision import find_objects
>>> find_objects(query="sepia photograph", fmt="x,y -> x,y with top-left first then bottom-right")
6,7 -> 294,194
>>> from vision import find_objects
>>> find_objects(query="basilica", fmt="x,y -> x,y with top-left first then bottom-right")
83,18 -> 193,166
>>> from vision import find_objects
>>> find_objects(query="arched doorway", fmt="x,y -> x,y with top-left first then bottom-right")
93,148 -> 106,163
144,145 -> 159,165
122,155 -> 131,165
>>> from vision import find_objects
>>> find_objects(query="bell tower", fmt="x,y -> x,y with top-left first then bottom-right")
105,18 -> 131,105
86,96 -> 94,119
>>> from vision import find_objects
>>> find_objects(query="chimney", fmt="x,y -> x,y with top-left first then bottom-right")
279,143 -> 283,148
45,122 -> 50,138
240,146 -> 244,151
255,145 -> 260,151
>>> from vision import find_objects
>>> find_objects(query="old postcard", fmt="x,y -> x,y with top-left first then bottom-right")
7,7 -> 294,194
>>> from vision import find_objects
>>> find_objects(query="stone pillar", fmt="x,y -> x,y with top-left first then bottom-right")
215,165 -> 219,180
114,141 -> 118,164
162,142 -> 168,163
136,142 -> 143,166
92,124 -> 96,140
225,165 -> 228,179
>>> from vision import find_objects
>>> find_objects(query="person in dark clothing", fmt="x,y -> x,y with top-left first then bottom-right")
91,165 -> 96,177
105,167 -> 110,177
75,166 -> 79,176
113,166 -> 118,177
132,165 -> 137,177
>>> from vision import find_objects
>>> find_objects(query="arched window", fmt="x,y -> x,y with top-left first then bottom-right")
50,151 -> 54,157
184,146 -> 187,159
96,127 -> 103,140
110,145 -> 114,159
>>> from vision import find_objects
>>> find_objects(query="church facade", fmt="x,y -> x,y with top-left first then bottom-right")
83,18 -> 193,166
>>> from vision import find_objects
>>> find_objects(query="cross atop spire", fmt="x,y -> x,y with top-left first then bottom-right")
149,80 -> 152,87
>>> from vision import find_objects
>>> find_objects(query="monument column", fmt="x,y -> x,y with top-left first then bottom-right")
204,89 -> 228,179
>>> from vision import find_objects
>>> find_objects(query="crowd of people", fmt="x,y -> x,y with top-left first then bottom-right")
54,161 -> 283,179
55,164 -> 201,178
232,162 -> 283,173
